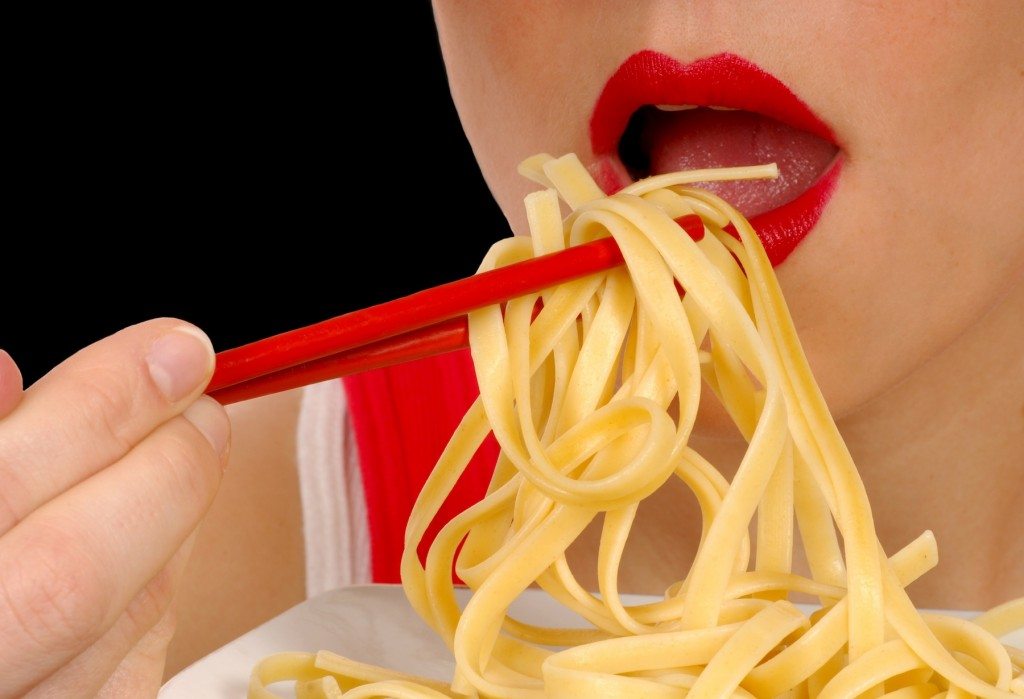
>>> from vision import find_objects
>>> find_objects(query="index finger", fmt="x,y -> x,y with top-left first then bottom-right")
0,319 -> 215,535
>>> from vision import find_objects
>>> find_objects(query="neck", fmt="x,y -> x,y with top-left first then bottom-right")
835,278 -> 1024,609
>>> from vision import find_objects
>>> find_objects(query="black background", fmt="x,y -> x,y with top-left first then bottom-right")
3,5 -> 508,384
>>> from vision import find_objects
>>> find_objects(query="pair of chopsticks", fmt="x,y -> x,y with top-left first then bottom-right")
207,215 -> 705,405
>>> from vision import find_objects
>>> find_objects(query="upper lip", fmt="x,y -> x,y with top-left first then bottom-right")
590,50 -> 837,158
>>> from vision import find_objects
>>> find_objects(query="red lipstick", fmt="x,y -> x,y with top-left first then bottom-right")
590,50 -> 842,266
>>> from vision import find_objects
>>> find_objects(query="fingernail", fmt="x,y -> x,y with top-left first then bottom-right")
183,396 -> 231,458
146,326 -> 215,402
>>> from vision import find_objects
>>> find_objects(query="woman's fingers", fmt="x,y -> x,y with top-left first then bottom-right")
0,320 -> 224,696
0,349 -> 23,419
0,319 -> 215,535
24,535 -> 198,698
0,397 -> 229,696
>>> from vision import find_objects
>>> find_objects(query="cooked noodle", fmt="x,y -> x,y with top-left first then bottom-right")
249,154 -> 1024,699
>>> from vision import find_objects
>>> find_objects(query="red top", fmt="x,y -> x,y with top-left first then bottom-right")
342,349 -> 500,583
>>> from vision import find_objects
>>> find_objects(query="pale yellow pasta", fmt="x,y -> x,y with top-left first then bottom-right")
249,154 -> 1023,698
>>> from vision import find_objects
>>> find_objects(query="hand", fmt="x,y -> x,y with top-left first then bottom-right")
0,320 -> 230,697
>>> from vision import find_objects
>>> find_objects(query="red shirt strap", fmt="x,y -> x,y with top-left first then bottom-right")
342,349 -> 499,583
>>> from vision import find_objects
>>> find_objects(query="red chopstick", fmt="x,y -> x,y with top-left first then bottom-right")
208,215 -> 704,405
208,317 -> 469,404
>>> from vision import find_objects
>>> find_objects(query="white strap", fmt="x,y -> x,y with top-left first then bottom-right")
296,380 -> 371,597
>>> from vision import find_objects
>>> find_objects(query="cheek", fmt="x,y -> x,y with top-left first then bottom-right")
763,2 -> 1024,419
433,3 -> 638,235
776,153 -> 1024,420
450,85 -> 596,237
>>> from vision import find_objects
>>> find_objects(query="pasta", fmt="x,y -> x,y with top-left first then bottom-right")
249,154 -> 1024,698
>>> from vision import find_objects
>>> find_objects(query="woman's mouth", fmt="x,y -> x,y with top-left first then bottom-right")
589,51 -> 842,266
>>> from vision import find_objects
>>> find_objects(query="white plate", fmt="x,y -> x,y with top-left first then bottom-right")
162,585 -> 1024,698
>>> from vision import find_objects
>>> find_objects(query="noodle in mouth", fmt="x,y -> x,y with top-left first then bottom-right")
249,154 -> 1024,698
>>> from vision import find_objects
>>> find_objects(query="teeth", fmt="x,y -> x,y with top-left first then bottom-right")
654,104 -> 740,112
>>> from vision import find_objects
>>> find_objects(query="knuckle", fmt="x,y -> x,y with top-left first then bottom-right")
72,365 -> 143,456
121,567 -> 175,639
0,524 -> 112,654
151,429 -> 221,507
0,461 -> 31,530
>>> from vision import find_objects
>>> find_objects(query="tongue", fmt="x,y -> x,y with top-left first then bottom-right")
643,109 -> 837,218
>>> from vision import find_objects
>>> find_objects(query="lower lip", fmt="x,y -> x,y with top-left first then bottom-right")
592,155 -> 842,267
734,157 -> 842,266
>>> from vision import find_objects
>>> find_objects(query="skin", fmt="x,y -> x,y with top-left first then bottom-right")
429,0 -> 1024,604
2,2 -> 1021,691
0,322 -> 231,696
